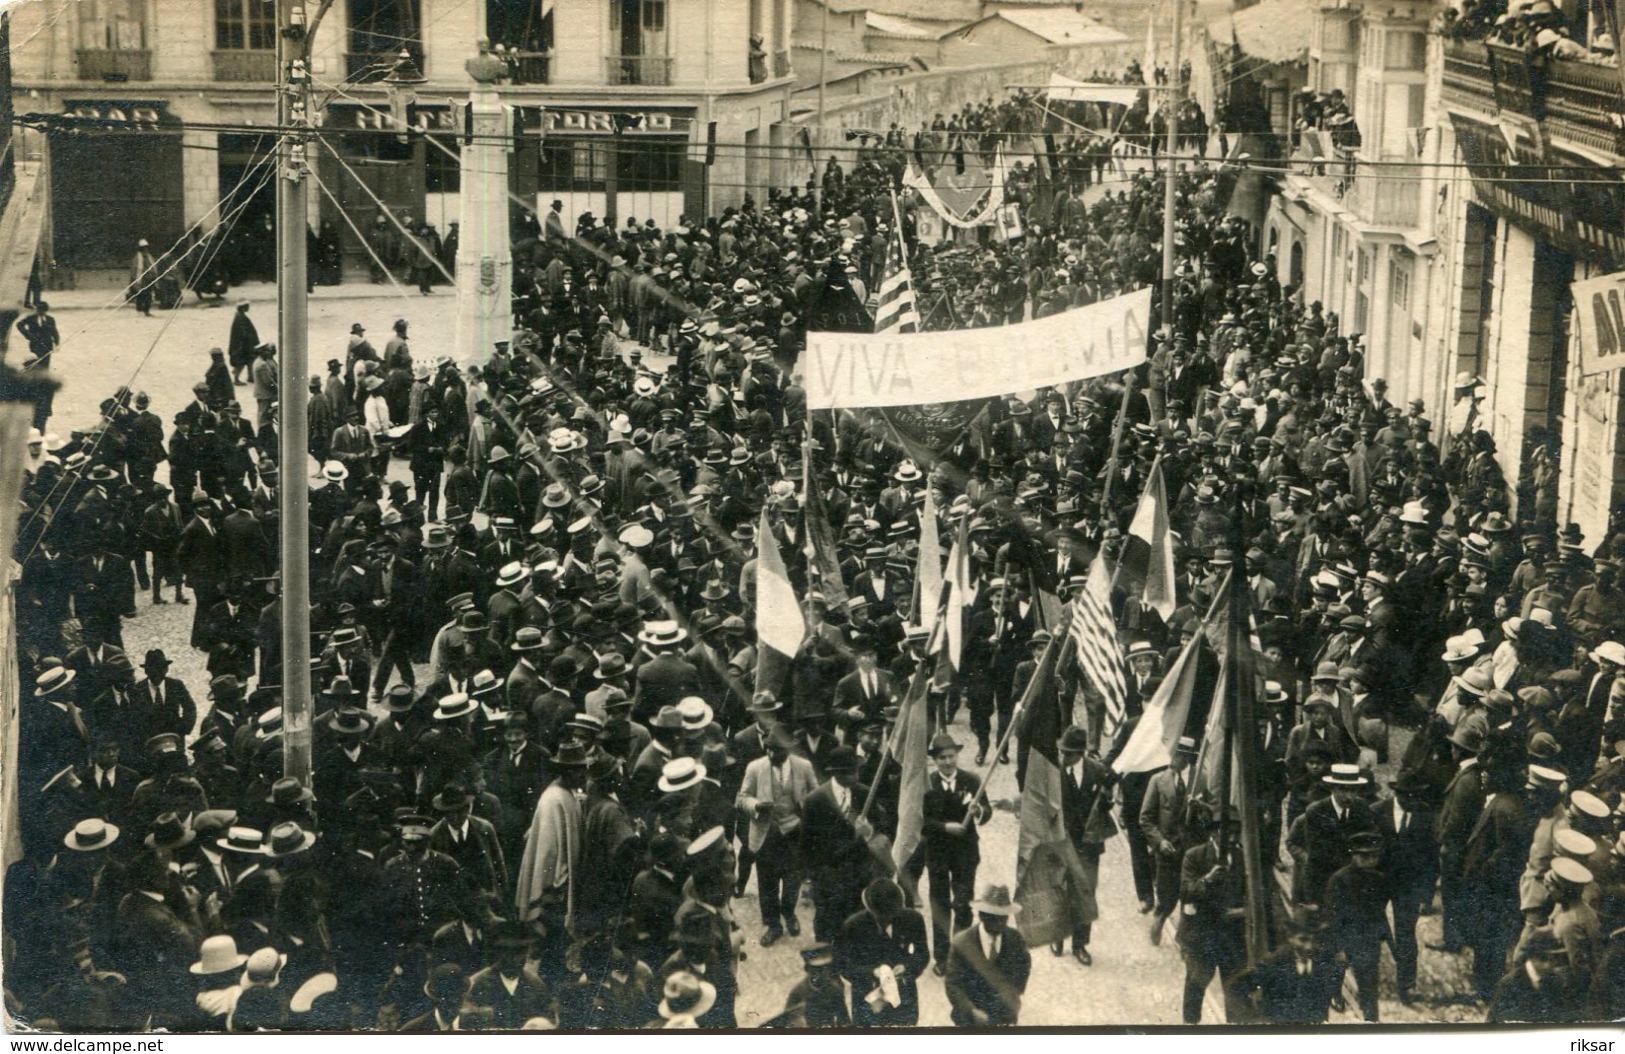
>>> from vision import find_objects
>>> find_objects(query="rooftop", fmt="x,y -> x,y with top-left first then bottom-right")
1211,0 -> 1314,65
965,8 -> 1131,46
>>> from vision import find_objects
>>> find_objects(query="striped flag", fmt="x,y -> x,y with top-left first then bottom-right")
1069,551 -> 1127,728
873,195 -> 920,334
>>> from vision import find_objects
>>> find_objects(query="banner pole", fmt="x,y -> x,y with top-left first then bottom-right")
1100,371 -> 1137,519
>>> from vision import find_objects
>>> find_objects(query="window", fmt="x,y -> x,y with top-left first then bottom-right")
425,134 -> 460,193
216,0 -> 275,50
486,0 -> 552,53
80,0 -> 146,50
540,141 -> 609,191
1390,258 -> 1410,308
349,0 -> 421,55
616,141 -> 683,191
1384,29 -> 1426,71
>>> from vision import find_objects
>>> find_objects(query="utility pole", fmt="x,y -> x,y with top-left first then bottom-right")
815,0 -> 830,197
456,48 -> 514,367
1158,0 -> 1184,334
276,0 -> 313,789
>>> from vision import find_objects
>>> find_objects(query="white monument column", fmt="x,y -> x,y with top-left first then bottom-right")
455,48 -> 514,368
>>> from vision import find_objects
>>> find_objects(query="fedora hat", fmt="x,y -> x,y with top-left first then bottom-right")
594,652 -> 630,680
469,669 -> 506,698
971,883 -> 1017,916
747,691 -> 781,714
658,757 -> 707,793
264,821 -> 318,858
434,692 -> 479,720
1448,723 -> 1486,754
144,812 -> 196,851
191,935 -> 249,976
824,745 -> 860,774
266,777 -> 314,806
511,626 -> 546,652
63,818 -> 119,852
658,971 -> 717,1022
550,741 -> 591,768
217,825 -> 267,854
650,706 -> 685,730
1591,641 -> 1625,667
1440,635 -> 1480,663
322,707 -> 375,736
432,783 -> 474,812
422,524 -> 453,549
1456,667 -> 1492,697
384,684 -> 416,714
675,696 -> 714,731
1057,725 -> 1090,754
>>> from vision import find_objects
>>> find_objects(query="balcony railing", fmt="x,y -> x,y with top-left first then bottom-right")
605,54 -> 673,86
1346,163 -> 1422,229
1442,38 -> 1625,157
508,50 -> 551,84
75,48 -> 151,81
773,50 -> 790,78
211,49 -> 276,82
346,47 -> 424,83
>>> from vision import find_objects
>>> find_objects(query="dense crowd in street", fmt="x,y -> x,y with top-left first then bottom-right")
7,81 -> 1625,1033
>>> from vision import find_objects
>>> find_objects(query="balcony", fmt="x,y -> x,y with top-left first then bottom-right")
1442,38 -> 1625,157
1346,163 -> 1422,229
346,47 -> 424,83
211,49 -> 277,83
509,51 -> 551,84
75,48 -> 151,82
605,55 -> 673,86
773,50 -> 790,78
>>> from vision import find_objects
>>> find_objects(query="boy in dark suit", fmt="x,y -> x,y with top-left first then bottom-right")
944,883 -> 1032,1025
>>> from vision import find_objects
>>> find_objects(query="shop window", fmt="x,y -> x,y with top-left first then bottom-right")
618,141 -> 683,192
425,134 -> 460,193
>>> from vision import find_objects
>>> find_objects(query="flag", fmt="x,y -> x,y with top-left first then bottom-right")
802,444 -> 849,612
1069,552 -> 1127,728
888,665 -> 932,884
916,490 -> 944,636
873,195 -> 920,334
754,506 -> 805,659
1114,457 -> 1177,620
942,517 -> 974,666
1014,635 -> 1087,946
1111,626 -> 1205,774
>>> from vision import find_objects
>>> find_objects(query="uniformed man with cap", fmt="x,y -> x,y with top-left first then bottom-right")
1324,829 -> 1391,1021
1177,802 -> 1250,1023
922,731 -> 990,971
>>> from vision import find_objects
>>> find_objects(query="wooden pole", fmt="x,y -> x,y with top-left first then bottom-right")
1100,371 -> 1137,517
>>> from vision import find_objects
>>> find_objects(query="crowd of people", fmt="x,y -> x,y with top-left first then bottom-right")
7,88 -> 1625,1034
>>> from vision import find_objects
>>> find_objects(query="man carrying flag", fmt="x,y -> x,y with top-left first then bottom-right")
1054,724 -> 1117,964
922,731 -> 989,974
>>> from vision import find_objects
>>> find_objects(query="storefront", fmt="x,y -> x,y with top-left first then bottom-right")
514,105 -> 707,231
49,99 -> 184,270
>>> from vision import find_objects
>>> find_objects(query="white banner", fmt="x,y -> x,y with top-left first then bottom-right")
1575,269 -> 1625,376
804,287 -> 1151,410
1046,73 -> 1143,107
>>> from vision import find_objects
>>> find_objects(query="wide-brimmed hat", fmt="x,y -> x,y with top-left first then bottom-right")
658,971 -> 717,1022
1323,763 -> 1368,787
35,667 -> 76,698
266,777 -> 315,806
432,783 -> 474,812
63,818 -> 119,852
1440,635 -> 1480,663
511,626 -> 546,652
217,825 -> 267,854
383,684 -> 416,714
323,706 -> 375,736
264,821 -> 318,858
550,741 -> 592,768
676,697 -> 714,731
191,935 -> 249,977
657,757 -> 707,793
824,745 -> 860,774
1591,641 -> 1625,667
638,619 -> 688,648
144,812 -> 196,851
434,692 -> 479,721
747,691 -> 782,714
495,561 -> 527,588
971,883 -> 1017,916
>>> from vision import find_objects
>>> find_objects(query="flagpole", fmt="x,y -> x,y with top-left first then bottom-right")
962,629 -> 1076,822
1100,371 -> 1136,518
858,596 -> 946,822
1229,478 -> 1270,964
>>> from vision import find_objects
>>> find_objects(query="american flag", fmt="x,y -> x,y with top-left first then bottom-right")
874,195 -> 921,334
1070,551 -> 1128,729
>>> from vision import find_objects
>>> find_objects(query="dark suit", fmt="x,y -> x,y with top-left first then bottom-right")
1178,838 -> 1249,1023
837,906 -> 929,1026
113,891 -> 203,1024
1434,760 -> 1484,949
833,669 -> 897,729
175,517 -> 228,649
626,866 -> 683,970
922,769 -> 988,961
1286,796 -> 1375,905
801,781 -> 881,942
944,923 -> 1031,1025
463,965 -> 557,1029
1462,788 -> 1534,998
1375,796 -> 1437,996
130,676 -> 197,744
1057,755 -> 1116,947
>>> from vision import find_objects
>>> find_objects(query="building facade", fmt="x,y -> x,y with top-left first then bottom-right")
1262,1 -> 1446,415
10,0 -> 794,274
1435,30 -> 1625,543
